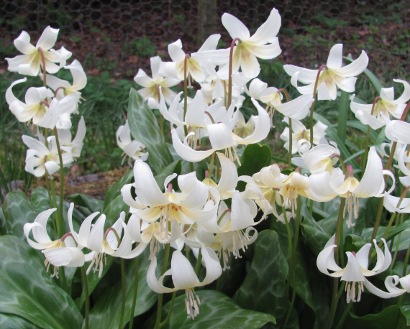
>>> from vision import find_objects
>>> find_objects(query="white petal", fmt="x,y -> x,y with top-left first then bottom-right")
250,9 -> 281,44
326,44 -> 343,69
354,147 -> 384,197
36,26 -> 59,50
222,13 -> 250,40
337,50 -> 369,77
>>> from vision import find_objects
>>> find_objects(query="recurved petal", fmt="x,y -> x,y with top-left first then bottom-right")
250,8 -> 281,44
326,44 -> 343,69
316,243 -> 343,275
36,26 -> 59,50
354,146 -> 384,197
337,50 -> 369,77
364,275 -> 405,298
221,13 -> 250,40
134,160 -> 169,206
385,120 -> 410,144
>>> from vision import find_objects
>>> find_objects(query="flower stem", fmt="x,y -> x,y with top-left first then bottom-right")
227,38 -> 239,108
81,267 -> 90,329
309,65 -> 326,146
129,258 -> 140,329
154,244 -> 171,329
119,259 -> 126,329
52,128 -> 65,238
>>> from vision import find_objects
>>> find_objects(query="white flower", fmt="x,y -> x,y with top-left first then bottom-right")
23,208 -> 84,277
220,8 -> 282,78
6,26 -> 71,76
147,247 -> 222,319
22,134 -> 73,177
317,236 -> 393,302
116,120 -> 148,163
58,116 -> 86,159
284,44 -> 369,100
134,56 -> 179,108
350,79 -> 410,130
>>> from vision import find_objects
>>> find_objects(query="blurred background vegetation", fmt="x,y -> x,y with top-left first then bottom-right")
0,0 -> 409,200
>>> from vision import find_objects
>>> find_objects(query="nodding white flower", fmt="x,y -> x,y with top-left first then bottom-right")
121,160 -> 220,244
385,120 -> 410,144
116,120 -> 148,164
280,119 -> 328,154
161,34 -> 223,84
6,26 -> 71,76
147,247 -> 222,319
317,236 -> 395,303
6,78 -> 80,129
279,171 -> 310,217
220,8 -> 282,78
171,98 -> 270,163
301,144 -> 340,174
46,59 -> 87,99
309,147 -> 394,227
22,134 -> 73,177
284,44 -> 369,100
58,116 -> 86,159
67,203 -> 130,277
23,208 -> 84,277
350,79 -> 410,130
134,56 -> 179,108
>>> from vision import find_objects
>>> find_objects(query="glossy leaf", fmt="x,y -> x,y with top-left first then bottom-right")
145,290 -> 276,329
0,313 -> 40,329
87,250 -> 156,329
127,88 -> 173,175
2,191 -> 38,239
234,230 -> 296,327
0,235 -> 83,329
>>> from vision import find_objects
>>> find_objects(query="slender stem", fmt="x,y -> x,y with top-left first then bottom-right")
118,259 -> 126,329
309,65 -> 326,145
129,258 -> 140,329
282,197 -> 301,329
335,302 -> 352,329
52,128 -> 65,237
227,38 -> 239,108
161,292 -> 176,327
334,198 -> 346,265
154,244 -> 171,329
81,267 -> 90,329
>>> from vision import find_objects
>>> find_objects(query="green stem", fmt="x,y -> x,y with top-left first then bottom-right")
161,292 -> 176,327
119,259 -> 126,329
227,38 -> 239,108
154,244 -> 171,329
309,65 -> 326,145
81,267 -> 90,329
288,118 -> 293,167
335,198 -> 347,265
52,128 -> 65,237
129,258 -> 140,329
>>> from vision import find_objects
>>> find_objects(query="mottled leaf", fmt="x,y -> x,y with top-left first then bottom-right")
0,235 -> 83,329
145,290 -> 276,329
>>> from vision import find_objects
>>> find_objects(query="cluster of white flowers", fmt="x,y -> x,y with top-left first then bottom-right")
12,7 -> 410,319
5,26 -> 86,177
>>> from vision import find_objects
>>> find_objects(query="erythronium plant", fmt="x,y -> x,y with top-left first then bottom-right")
1,8 -> 410,329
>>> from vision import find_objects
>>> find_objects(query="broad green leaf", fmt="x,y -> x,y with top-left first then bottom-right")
401,305 -> 410,326
145,290 -> 276,329
0,235 -> 83,329
87,250 -> 156,329
127,88 -> 173,174
234,230 -> 297,327
0,313 -> 40,329
68,193 -> 103,213
345,304 -> 407,329
363,67 -> 382,93
301,214 -> 331,255
30,187 -> 52,212
361,220 -> 410,247
238,143 -> 272,177
104,168 -> 133,208
2,191 -> 38,239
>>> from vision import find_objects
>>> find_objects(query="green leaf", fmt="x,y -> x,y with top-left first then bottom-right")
68,193 -> 103,213
301,214 -> 331,255
127,88 -> 173,174
234,230 -> 296,327
30,187 -> 52,212
337,91 -> 350,142
103,169 -> 133,209
401,305 -> 410,326
345,304 -> 407,329
361,220 -> 410,246
2,191 -> 38,239
146,290 -> 276,329
0,235 -> 83,329
238,144 -> 272,177
87,250 -> 156,329
363,67 -> 382,93
0,313 -> 40,329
